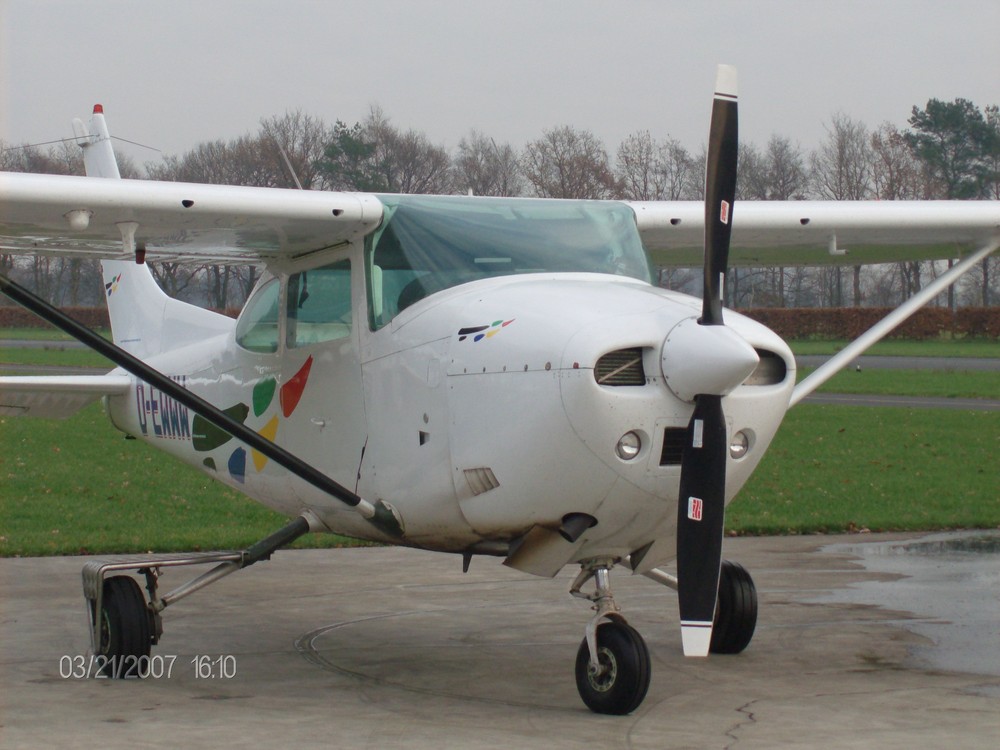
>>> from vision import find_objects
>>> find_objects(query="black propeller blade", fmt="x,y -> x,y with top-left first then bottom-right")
701,64 -> 738,327
677,64 -> 739,656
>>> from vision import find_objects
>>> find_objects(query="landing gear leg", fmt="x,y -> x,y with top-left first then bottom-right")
83,514 -> 317,678
570,561 -> 651,715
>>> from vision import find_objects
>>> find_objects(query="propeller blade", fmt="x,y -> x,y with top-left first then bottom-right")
676,394 -> 727,655
676,65 -> 739,656
701,64 -> 738,327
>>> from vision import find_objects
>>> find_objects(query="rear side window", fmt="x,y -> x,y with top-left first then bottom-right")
286,259 -> 352,348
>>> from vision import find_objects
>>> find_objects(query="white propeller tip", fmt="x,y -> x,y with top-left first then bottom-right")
715,64 -> 738,100
681,623 -> 713,657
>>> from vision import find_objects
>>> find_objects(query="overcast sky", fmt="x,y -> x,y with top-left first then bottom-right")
2,0 -> 998,169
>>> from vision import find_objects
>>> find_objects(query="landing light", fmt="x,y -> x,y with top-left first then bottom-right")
730,431 -> 750,459
615,431 -> 642,461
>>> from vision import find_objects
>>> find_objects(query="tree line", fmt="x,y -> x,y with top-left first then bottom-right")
2,98 -> 997,311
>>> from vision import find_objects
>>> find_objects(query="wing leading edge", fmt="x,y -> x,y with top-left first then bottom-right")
0,172 -> 383,265
631,200 -> 1000,267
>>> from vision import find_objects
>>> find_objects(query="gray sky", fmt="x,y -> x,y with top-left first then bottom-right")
2,0 -> 998,168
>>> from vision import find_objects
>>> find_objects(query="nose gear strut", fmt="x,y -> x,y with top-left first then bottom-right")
570,560 -> 651,715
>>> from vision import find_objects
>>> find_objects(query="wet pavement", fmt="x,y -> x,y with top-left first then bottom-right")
819,531 -> 1000,685
2,533 -> 999,749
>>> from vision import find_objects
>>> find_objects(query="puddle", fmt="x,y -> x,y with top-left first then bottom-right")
819,531 -> 1000,679
835,531 -> 1000,558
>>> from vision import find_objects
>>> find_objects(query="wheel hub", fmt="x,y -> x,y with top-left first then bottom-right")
587,647 -> 617,692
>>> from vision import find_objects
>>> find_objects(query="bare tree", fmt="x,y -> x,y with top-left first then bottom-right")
522,125 -> 617,199
811,113 -> 871,200
453,130 -> 523,196
765,135 -> 808,200
736,142 -> 768,200
616,131 -> 694,201
869,122 -> 923,200
257,110 -> 332,190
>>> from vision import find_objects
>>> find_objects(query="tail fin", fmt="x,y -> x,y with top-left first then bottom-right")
76,106 -> 233,359
72,104 -> 121,179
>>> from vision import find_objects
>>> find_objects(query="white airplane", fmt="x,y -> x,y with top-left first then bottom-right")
1,67 -> 997,714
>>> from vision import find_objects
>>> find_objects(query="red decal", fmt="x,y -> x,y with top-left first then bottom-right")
687,497 -> 704,522
719,201 -> 730,225
280,356 -> 314,417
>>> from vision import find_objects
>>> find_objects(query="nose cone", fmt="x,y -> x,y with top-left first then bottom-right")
661,317 -> 759,402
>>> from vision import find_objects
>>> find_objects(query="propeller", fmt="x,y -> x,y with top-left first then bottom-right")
675,64 -> 742,657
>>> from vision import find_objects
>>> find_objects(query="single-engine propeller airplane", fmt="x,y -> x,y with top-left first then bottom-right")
1,66 -> 997,714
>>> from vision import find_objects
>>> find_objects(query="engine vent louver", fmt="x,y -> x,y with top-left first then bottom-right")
660,428 -> 687,466
744,349 -> 788,386
595,348 -> 646,386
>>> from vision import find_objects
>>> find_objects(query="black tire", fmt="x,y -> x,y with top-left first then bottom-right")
575,620 -> 651,715
96,576 -> 152,678
710,560 -> 757,654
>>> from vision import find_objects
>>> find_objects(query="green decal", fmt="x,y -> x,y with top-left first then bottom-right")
253,377 -> 277,417
192,403 -> 250,452
203,458 -> 217,471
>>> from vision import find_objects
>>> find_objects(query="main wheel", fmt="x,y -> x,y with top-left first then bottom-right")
96,576 -> 152,678
575,620 -> 651,715
709,560 -> 757,654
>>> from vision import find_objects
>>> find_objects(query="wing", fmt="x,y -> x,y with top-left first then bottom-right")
0,374 -> 131,418
0,172 -> 383,264
631,200 -> 1000,267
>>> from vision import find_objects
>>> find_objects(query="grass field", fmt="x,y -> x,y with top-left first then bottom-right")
1,333 -> 998,556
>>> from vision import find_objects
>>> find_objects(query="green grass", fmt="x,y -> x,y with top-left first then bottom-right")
789,338 -> 999,358
729,405 -> 1000,534
0,346 -> 113,369
803,368 -> 1000,399
0,405 -> 363,557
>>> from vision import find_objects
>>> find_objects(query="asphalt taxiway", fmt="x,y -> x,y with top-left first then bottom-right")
2,533 -> 999,749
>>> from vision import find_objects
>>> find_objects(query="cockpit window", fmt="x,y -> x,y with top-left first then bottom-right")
235,277 -> 280,353
366,196 -> 651,329
286,259 -> 352,348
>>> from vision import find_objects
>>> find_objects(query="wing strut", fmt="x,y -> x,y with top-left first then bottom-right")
0,273 -> 404,539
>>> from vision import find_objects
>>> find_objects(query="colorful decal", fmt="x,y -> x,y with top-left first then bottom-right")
105,273 -> 122,297
228,448 -> 247,484
252,377 -> 277,417
251,415 -> 279,471
135,378 -> 191,440
719,200 -> 730,225
458,319 -> 515,342
191,357 -> 315,484
280,356 -> 313,417
687,496 -> 704,522
192,403 -> 250,452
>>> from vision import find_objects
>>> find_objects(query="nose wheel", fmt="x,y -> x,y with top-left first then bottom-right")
570,561 -> 651,714
574,620 -> 651,715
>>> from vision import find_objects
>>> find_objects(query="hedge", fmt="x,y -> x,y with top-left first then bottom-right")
1,304 -> 997,339
739,307 -> 1000,339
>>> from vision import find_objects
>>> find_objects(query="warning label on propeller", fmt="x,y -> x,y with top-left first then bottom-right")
688,496 -> 704,522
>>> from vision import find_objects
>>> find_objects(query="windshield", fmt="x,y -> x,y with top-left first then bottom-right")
366,195 -> 651,329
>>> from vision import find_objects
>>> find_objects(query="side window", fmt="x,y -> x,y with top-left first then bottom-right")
286,259 -> 352,348
235,278 -> 280,353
